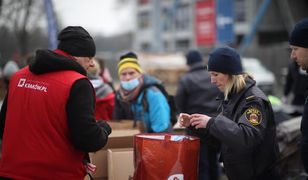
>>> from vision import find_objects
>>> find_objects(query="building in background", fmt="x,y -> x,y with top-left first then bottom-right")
133,0 -> 308,54
133,0 -> 194,53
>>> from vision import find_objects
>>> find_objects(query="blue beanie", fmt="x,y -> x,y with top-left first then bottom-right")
186,50 -> 203,65
208,47 -> 243,75
289,18 -> 308,48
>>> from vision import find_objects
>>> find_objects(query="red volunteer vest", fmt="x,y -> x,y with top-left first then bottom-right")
0,67 -> 88,180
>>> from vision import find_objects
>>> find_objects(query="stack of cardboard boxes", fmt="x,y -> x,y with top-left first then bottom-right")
89,120 -> 140,180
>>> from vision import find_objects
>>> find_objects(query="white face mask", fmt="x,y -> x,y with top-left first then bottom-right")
120,78 -> 139,91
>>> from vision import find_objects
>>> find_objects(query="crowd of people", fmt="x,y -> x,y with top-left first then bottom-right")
0,18 -> 307,179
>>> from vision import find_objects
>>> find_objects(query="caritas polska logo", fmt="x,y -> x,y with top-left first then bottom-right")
167,174 -> 184,180
17,78 -> 48,92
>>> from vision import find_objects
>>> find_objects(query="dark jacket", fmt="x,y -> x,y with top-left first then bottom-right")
0,49 -> 109,152
176,62 -> 221,180
207,77 -> 280,180
176,62 -> 220,116
284,61 -> 308,105
176,62 -> 220,142
301,97 -> 308,173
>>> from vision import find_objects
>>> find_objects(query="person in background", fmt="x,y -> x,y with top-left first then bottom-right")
176,50 -> 220,180
0,26 -> 111,179
179,47 -> 280,180
289,18 -> 308,175
96,57 -> 115,92
2,60 -> 19,90
88,58 -> 115,120
283,60 -> 308,116
113,51 -> 171,133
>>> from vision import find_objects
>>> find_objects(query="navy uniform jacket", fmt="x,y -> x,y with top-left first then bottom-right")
206,77 -> 280,180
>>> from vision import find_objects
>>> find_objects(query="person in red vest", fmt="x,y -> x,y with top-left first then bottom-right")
0,26 -> 111,180
88,58 -> 115,120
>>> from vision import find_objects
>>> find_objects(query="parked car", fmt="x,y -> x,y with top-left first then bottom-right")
242,57 -> 276,95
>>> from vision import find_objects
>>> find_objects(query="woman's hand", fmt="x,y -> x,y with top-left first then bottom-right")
190,114 -> 211,129
179,113 -> 191,127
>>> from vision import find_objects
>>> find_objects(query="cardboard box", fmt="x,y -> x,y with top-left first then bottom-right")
107,148 -> 134,180
91,129 -> 139,179
107,120 -> 135,130
107,120 -> 144,132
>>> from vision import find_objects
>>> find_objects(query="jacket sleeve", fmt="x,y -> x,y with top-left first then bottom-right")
147,89 -> 170,132
0,93 -> 8,139
207,99 -> 267,151
67,79 -> 110,152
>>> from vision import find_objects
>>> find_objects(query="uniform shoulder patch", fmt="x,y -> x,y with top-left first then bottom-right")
244,107 -> 262,126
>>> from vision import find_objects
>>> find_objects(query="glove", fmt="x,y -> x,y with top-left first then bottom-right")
97,120 -> 112,135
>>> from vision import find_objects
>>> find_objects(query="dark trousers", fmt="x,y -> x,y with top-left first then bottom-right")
199,140 -> 220,180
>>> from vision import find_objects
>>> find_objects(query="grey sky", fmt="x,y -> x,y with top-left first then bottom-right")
52,0 -> 135,36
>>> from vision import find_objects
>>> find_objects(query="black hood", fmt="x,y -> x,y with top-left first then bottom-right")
29,49 -> 87,76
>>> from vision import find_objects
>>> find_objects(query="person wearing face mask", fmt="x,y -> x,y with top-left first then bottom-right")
87,58 -> 115,121
113,52 -> 172,133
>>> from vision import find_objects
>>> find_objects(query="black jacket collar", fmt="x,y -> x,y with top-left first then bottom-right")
29,49 -> 87,76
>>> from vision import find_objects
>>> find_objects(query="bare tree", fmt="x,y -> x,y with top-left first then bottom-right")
0,0 -> 2,15
0,0 -> 45,63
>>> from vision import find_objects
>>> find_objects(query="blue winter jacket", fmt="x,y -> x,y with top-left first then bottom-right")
113,75 -> 171,133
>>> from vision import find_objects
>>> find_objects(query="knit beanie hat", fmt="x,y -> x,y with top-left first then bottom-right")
118,52 -> 143,75
186,50 -> 203,65
208,46 -> 243,75
57,26 -> 96,57
289,18 -> 308,48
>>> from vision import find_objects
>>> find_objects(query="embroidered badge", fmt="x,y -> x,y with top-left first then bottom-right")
244,107 -> 262,125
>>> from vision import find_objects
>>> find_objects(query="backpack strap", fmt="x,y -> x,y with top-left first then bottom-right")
140,83 -> 167,112
141,83 -> 178,126
141,88 -> 149,113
